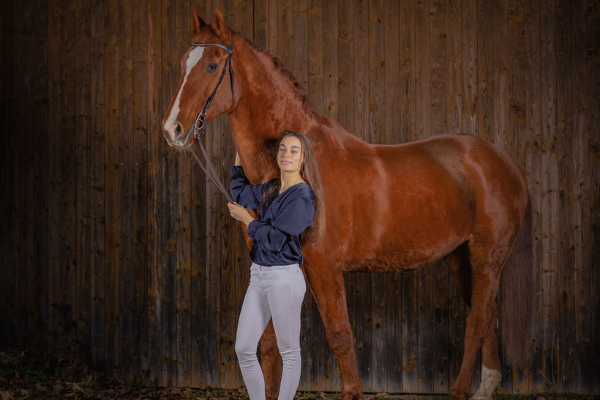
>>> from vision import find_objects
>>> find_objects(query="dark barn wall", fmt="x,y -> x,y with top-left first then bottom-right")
1,0 -> 599,394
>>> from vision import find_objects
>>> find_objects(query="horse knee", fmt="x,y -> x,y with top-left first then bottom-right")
326,324 -> 354,355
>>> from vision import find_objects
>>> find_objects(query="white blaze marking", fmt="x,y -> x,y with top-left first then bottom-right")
164,47 -> 205,132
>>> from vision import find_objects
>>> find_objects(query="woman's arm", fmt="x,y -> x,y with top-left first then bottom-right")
229,160 -> 272,209
248,194 -> 315,252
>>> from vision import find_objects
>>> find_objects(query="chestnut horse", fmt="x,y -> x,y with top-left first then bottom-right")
162,9 -> 533,400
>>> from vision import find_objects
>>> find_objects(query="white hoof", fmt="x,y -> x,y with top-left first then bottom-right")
472,365 -> 501,400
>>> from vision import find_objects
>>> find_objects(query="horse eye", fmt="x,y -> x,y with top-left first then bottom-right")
206,63 -> 218,72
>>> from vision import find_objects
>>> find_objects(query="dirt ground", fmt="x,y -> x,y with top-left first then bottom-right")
1,345 -> 597,400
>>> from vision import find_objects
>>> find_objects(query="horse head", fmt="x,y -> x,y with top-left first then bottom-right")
162,9 -> 238,149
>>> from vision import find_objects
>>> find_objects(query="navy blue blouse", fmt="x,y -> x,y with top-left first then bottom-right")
229,166 -> 315,266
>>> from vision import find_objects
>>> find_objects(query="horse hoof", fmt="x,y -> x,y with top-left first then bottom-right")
450,387 -> 470,400
471,366 -> 502,400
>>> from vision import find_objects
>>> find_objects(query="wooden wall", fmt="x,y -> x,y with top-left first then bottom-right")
1,0 -> 599,394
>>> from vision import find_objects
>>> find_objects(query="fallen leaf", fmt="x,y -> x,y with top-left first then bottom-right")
19,389 -> 29,398
52,385 -> 63,392
73,382 -> 83,392
0,390 -> 14,400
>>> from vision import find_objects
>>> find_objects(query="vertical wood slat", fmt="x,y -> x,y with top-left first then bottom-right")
219,1 -> 237,389
132,0 -> 150,378
572,0 -> 592,392
540,0 -> 559,391
398,0 -> 418,394
175,0 -> 192,388
75,0 -> 92,358
461,0 -> 477,136
352,0 -> 371,390
90,0 -> 106,371
204,1 -> 220,386
555,0 -> 577,392
523,0 -> 543,391
493,0 -> 511,392
508,0 -> 528,391
160,0 -> 177,386
32,0 -> 50,351
118,0 -> 134,380
368,0 -> 386,390
383,0 -> 402,393
104,0 -> 121,377
47,0 -> 63,352
431,0 -> 450,394
586,0 -> 600,392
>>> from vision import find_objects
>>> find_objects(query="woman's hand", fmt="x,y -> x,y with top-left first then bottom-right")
227,202 -> 255,226
234,152 -> 241,166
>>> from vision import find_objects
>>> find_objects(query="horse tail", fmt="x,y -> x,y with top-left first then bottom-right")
497,195 -> 534,366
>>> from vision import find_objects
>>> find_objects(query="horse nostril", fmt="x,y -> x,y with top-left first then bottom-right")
172,121 -> 183,137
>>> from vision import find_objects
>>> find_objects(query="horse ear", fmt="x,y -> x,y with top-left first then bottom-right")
212,9 -> 231,42
191,9 -> 207,37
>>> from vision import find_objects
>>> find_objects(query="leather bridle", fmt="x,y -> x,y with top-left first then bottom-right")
186,38 -> 235,203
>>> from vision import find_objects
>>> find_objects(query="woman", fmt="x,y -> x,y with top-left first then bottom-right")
227,130 -> 324,400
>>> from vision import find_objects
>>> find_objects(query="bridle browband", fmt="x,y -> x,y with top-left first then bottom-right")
185,38 -> 235,203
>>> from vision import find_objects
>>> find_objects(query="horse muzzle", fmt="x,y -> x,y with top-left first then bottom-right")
163,120 -> 194,150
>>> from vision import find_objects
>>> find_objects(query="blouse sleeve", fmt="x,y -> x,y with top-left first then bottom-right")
247,193 -> 315,252
229,166 -> 271,209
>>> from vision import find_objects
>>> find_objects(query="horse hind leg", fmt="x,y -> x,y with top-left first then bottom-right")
449,238 -> 508,400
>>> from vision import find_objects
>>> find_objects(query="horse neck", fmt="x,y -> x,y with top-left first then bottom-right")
228,39 -> 313,182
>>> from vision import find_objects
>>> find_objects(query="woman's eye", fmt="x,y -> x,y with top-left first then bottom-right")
206,63 -> 218,72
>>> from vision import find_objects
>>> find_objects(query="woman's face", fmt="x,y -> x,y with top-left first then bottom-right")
277,135 -> 304,174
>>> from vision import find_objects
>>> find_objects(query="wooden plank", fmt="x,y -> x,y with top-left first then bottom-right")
147,0 -> 162,386
430,3 -> 450,393
204,1 -> 221,387
160,0 -> 178,386
572,0 -> 592,392
540,0 -> 558,391
218,1 -> 238,389
586,0 -> 600,392
307,0 -> 331,391
493,0 -> 511,391
17,0 -> 35,346
267,0 -> 279,52
175,0 -> 192,388
237,0 -> 255,388
352,0 -> 371,391
278,0 -> 294,66
254,0 -> 267,46
323,0 -> 338,121
555,0 -> 577,392
523,0 -> 543,390
75,0 -> 92,356
32,0 -> 49,351
118,0 -> 134,380
461,0 -> 477,136
398,0 -> 416,144
399,0 -> 417,390
90,0 -> 106,370
447,0 -> 463,135
384,0 -> 401,392
476,0 -> 494,143
60,0 -> 77,350
415,0 -> 431,140
104,0 -> 120,376
132,0 -> 150,378
368,0 -> 386,391
47,0 -> 63,352
508,0 -> 528,392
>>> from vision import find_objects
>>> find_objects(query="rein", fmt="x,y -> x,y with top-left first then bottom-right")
187,38 -> 235,203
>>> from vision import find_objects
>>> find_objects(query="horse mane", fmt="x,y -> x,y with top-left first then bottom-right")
212,27 -> 313,114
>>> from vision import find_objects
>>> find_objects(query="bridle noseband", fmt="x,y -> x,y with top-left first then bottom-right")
184,38 -> 236,203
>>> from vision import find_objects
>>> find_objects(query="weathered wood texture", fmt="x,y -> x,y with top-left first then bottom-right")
0,0 -> 598,394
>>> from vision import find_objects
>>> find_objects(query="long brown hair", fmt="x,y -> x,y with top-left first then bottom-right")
262,130 -> 325,244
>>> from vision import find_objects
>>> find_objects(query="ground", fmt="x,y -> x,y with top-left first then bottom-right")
0,345 -> 597,400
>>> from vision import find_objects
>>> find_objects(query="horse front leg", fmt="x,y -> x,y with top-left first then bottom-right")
303,263 -> 362,400
260,320 -> 282,400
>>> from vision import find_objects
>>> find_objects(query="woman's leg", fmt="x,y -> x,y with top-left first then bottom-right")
235,267 -> 272,400
266,266 -> 306,400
